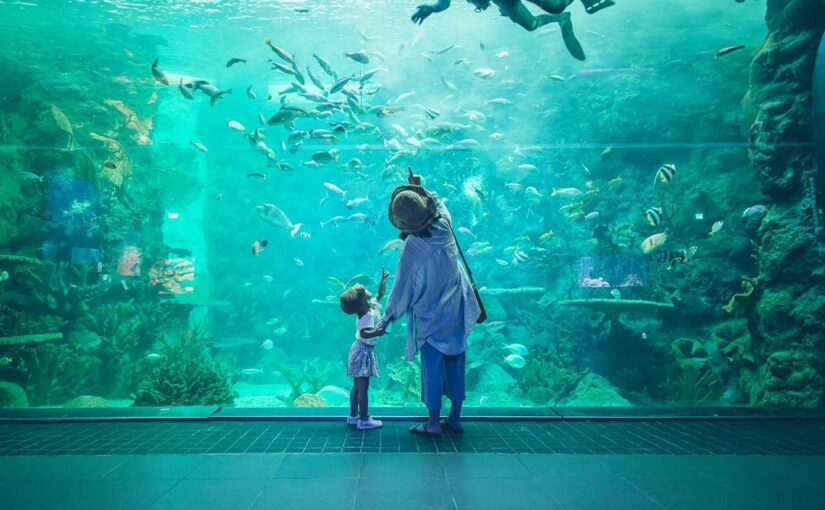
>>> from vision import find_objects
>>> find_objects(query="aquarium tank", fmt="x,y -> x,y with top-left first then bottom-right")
0,0 -> 822,412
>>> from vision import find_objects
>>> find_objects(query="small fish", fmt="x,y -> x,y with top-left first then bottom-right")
228,120 -> 245,132
261,339 -> 274,350
479,42 -> 485,50
504,354 -> 526,369
646,207 -> 664,227
742,205 -> 768,220
247,172 -> 268,180
607,176 -> 623,187
300,232 -> 311,239
457,226 -> 477,239
551,187 -> 583,197
517,163 -> 538,171
323,182 -> 347,199
441,77 -> 458,92
19,171 -> 44,182
226,58 -> 247,67
151,58 -> 169,85
179,79 -> 195,99
215,193 -> 223,201
0,356 -> 11,366
272,327 -> 288,336
144,353 -> 163,362
585,211 -> 600,221
538,231 -> 555,245
294,258 -> 304,267
379,238 -> 405,254
654,164 -> 676,186
610,289 -> 621,299
641,232 -> 668,254
601,146 -> 614,161
246,85 -> 256,99
258,112 -> 266,125
263,275 -> 274,282
454,58 -> 470,65
653,247 -> 697,270
346,196 -> 369,209
190,140 -> 208,153
241,368 -> 264,376
251,239 -> 269,255
431,44 -> 459,55
495,50 -> 510,59
344,50 -> 370,64
709,221 -> 724,236
266,318 -> 281,326
264,38 -> 294,63
209,88 -> 232,107
313,53 -> 337,78
503,344 -> 528,356
495,258 -> 509,266
548,74 -> 566,82
716,45 -> 745,57
473,67 -> 495,79
0,271 -> 9,283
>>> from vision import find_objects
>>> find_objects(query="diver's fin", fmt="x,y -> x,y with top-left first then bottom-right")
581,0 -> 615,14
559,13 -> 586,61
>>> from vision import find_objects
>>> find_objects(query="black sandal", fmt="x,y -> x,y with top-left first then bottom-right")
409,423 -> 441,438
440,419 -> 464,434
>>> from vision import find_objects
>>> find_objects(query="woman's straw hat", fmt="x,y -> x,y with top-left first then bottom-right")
388,185 -> 438,233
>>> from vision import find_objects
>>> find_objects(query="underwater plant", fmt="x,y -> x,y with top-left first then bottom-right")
6,341 -> 100,406
132,329 -> 234,406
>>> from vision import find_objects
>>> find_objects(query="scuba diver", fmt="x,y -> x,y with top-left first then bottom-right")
411,0 -> 616,61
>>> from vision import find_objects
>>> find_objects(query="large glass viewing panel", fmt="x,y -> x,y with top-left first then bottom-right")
0,0 -> 822,413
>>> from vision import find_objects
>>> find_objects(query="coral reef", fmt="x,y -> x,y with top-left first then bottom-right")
292,393 -> 328,408
743,0 -> 825,407
65,395 -> 109,408
132,331 -> 234,406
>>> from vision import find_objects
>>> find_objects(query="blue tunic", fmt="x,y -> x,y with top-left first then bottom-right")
382,200 -> 481,360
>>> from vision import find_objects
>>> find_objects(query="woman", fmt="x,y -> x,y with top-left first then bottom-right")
376,173 -> 481,437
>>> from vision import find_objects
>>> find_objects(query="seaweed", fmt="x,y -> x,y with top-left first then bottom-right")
8,342 -> 99,406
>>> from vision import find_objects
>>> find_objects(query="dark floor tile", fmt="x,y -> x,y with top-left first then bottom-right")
186,453 -> 284,479
627,477 -> 757,510
356,476 -> 457,510
149,478 -> 266,510
252,478 -> 357,510
50,479 -> 179,510
103,454 -> 205,480
273,453 -> 362,479
519,454 -> 615,478
0,455 -> 52,481
543,476 -> 663,510
441,453 -> 530,479
3,480 -> 75,508
15,455 -> 129,480
361,453 -> 445,478
600,455 -> 708,480
723,479 -> 825,510
450,478 -> 560,510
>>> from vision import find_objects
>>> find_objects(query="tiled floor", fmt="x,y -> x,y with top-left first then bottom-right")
1,452 -> 824,509
2,419 -> 824,509
1,419 -> 824,455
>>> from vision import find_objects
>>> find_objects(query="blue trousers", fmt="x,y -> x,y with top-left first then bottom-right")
420,341 -> 466,410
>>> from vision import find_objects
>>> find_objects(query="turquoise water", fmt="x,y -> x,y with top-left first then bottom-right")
1,0 -> 820,410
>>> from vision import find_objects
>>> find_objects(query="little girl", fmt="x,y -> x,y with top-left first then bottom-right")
339,268 -> 389,430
